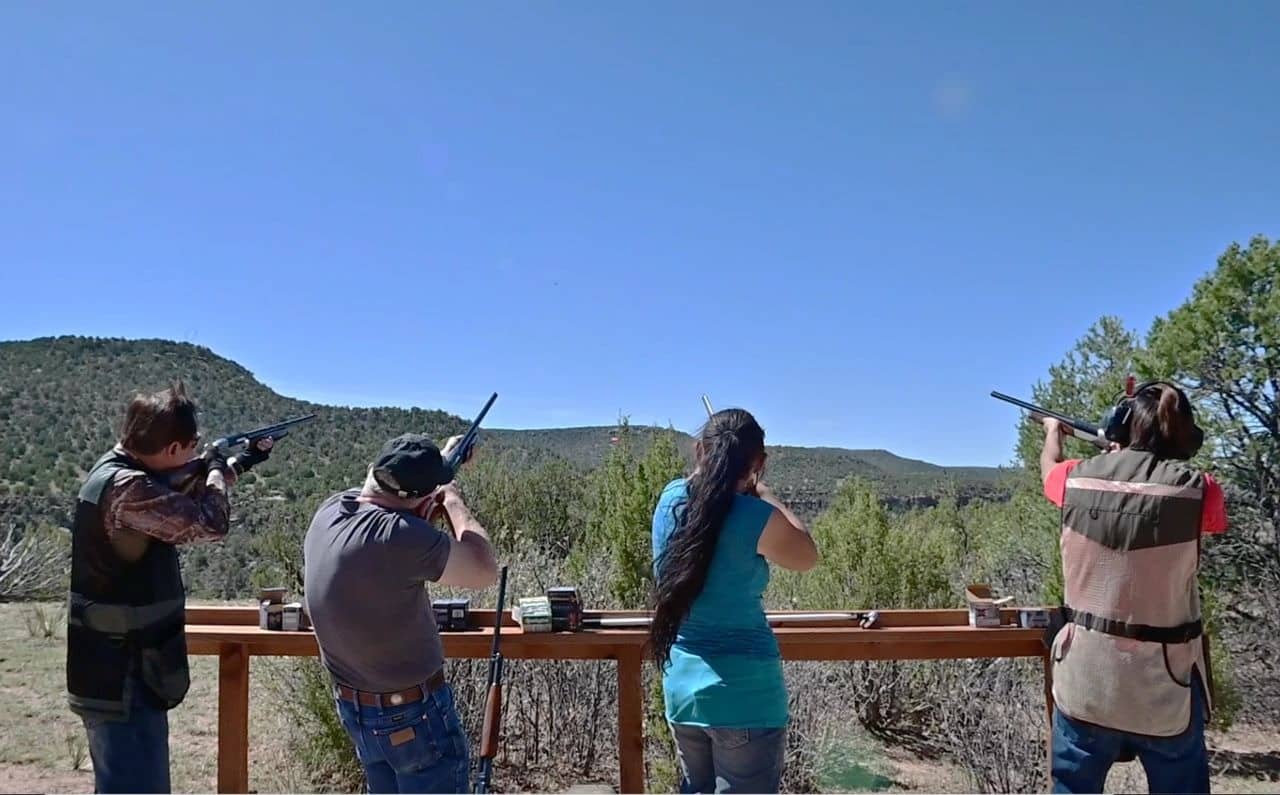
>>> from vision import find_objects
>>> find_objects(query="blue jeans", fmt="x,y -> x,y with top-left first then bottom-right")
335,682 -> 470,794
1052,673 -> 1210,794
669,722 -> 787,793
80,677 -> 171,793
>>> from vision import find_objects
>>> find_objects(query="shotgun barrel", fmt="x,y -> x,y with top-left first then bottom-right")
990,391 -> 1110,450
446,393 -> 498,476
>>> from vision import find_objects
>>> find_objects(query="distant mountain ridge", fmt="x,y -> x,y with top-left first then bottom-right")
0,336 -> 1012,509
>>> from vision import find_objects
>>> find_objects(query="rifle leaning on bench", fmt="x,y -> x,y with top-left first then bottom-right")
475,564 -> 509,794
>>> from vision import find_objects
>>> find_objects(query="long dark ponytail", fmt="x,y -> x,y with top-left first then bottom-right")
1128,382 -> 1204,460
649,409 -> 765,667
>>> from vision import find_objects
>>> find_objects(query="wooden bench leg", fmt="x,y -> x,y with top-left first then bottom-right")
218,644 -> 250,794
617,650 -> 644,793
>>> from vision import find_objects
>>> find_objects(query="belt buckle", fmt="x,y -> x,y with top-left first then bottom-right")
389,692 -> 405,706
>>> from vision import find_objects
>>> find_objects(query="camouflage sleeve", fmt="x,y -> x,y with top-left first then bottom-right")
104,471 -> 232,545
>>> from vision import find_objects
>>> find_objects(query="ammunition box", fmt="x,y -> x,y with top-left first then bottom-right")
283,603 -> 303,632
514,596 -> 553,633
965,584 -> 1004,628
259,601 -> 285,631
1018,608 -> 1051,629
547,586 -> 583,632
432,598 -> 471,631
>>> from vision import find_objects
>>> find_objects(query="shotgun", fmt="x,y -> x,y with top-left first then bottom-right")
429,393 -> 496,529
474,565 -> 509,794
990,391 -> 1110,450
168,413 -> 316,493
446,392 -> 498,477
580,610 -> 880,629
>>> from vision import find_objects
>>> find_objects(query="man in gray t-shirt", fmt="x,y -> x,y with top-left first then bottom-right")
303,432 -> 497,794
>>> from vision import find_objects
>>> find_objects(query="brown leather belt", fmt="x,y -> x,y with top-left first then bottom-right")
335,669 -> 446,707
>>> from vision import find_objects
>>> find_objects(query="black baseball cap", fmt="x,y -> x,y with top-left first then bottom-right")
371,434 -> 453,498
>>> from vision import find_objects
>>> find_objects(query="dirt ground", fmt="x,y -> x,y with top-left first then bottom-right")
2,601 -> 1276,794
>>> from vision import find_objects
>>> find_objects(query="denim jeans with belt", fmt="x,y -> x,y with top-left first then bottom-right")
1052,672 -> 1210,794
80,675 -> 172,794
669,722 -> 787,793
335,682 -> 470,794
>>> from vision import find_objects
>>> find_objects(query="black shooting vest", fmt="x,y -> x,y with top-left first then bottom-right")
66,449 -> 190,721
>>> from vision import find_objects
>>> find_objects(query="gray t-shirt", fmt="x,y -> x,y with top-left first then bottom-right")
303,489 -> 452,692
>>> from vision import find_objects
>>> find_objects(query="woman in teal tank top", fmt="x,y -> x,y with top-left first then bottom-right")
650,408 -> 818,793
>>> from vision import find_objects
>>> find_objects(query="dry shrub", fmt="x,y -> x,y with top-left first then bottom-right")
445,656 -> 621,792
0,522 -> 69,601
263,657 -> 365,793
780,656 -> 1053,794
23,601 -> 65,639
927,658 -> 1049,793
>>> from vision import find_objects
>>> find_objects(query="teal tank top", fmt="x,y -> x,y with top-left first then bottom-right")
651,478 -> 788,728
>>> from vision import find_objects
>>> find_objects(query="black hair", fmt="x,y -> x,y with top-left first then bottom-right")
1128,382 -> 1203,460
649,408 -> 765,666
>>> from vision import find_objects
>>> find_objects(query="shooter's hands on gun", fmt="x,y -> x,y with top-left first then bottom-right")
439,434 -> 473,467
420,482 -> 464,520
205,458 -> 234,491
235,436 -> 275,471
1040,417 -> 1120,452
420,436 -> 470,525
1040,416 -> 1067,441
217,436 -> 277,490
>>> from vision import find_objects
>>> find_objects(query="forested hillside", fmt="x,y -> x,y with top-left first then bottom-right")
0,335 -> 1009,511
0,335 -> 1008,599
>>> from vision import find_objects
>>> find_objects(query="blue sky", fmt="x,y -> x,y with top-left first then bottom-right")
2,2 -> 1277,467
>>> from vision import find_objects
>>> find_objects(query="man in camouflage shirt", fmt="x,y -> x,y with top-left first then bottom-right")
66,380 -> 272,793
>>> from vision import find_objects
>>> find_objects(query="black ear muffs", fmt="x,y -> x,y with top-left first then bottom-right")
1187,423 -> 1205,457
1101,381 -> 1154,445
1102,400 -> 1132,445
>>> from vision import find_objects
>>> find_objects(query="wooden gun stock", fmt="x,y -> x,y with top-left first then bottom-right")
166,457 -> 218,496
479,681 -> 502,759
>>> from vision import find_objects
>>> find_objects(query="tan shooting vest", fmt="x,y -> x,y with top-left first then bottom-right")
1050,449 -> 1211,736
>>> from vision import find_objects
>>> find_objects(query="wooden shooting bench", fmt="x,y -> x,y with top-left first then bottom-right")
185,606 -> 1054,794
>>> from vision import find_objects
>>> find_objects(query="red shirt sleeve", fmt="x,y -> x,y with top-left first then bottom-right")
1042,460 -> 1080,507
1200,473 -> 1228,534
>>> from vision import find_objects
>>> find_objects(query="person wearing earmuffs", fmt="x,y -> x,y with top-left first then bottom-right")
1039,380 -> 1227,794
